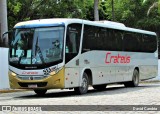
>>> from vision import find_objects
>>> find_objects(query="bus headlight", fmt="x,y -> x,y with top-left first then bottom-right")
50,71 -> 56,76
49,67 -> 63,76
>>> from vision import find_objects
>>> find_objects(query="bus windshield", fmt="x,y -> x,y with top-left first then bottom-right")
9,27 -> 64,66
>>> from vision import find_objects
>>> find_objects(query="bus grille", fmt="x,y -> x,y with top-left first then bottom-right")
17,75 -> 47,80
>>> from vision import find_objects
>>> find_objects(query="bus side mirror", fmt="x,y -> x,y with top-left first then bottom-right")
1,31 -> 13,47
1,32 -> 9,47
2,32 -> 8,39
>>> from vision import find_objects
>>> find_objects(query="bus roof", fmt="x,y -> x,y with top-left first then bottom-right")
14,18 -> 82,28
14,18 -> 156,36
83,20 -> 156,36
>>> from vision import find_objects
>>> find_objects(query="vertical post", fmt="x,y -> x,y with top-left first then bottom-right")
94,0 -> 99,21
0,0 -> 8,45
0,0 -> 9,89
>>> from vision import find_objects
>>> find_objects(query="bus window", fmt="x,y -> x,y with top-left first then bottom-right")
123,32 -> 141,52
66,34 -> 73,53
141,34 -> 157,53
65,24 -> 82,63
111,30 -> 123,51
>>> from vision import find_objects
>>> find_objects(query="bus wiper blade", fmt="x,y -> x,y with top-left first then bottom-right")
18,50 -> 24,64
35,37 -> 45,64
36,45 -> 45,64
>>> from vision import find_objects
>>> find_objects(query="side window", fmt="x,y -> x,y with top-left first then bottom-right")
123,32 -> 141,52
83,25 -> 108,51
149,35 -> 157,52
82,25 -> 123,52
82,26 -> 157,53
82,25 -> 96,52
97,27 -> 106,50
110,30 -> 123,51
123,33 -> 134,51
123,32 -> 157,53
141,35 -> 157,52
135,33 -> 142,52
104,29 -> 112,50
65,23 -> 82,63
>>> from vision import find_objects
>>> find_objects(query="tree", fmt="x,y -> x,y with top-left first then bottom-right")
143,0 -> 160,16
7,0 -> 88,29
111,0 -> 115,21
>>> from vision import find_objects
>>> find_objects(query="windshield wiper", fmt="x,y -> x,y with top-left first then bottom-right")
35,37 -> 45,64
18,50 -> 24,64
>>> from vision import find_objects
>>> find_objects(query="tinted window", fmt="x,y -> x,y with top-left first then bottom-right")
123,32 -> 157,53
82,25 -> 123,52
141,34 -> 157,52
65,23 -> 82,63
82,25 -> 157,53
123,33 -> 141,52
110,30 -> 123,51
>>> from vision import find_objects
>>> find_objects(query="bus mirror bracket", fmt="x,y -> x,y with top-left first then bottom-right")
2,31 -> 10,39
1,30 -> 13,47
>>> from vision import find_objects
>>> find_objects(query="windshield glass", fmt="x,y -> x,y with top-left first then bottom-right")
9,27 -> 64,67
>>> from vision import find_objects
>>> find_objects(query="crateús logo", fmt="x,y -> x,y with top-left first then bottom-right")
105,52 -> 131,64
22,71 -> 38,75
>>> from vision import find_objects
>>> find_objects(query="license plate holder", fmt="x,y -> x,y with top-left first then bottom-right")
28,84 -> 37,88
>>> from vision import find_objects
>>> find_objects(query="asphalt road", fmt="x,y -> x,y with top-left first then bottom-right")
0,82 -> 160,113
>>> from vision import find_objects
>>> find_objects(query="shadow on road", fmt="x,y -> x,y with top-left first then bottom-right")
14,83 -> 160,99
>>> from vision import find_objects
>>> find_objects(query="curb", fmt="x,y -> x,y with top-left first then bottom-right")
140,80 -> 160,84
0,89 -> 29,93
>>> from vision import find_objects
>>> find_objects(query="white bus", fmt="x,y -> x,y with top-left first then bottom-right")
7,19 -> 158,95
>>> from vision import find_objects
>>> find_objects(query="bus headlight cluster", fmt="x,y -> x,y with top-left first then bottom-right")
49,71 -> 56,76
49,67 -> 63,76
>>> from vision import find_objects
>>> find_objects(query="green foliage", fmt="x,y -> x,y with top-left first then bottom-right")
7,0 -> 160,34
8,0 -> 90,29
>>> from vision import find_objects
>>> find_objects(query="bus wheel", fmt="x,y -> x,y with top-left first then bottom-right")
74,72 -> 89,94
93,84 -> 107,90
34,89 -> 47,95
124,69 -> 139,87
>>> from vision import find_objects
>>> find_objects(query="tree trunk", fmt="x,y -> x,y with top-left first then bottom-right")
0,0 -> 8,46
111,0 -> 115,21
94,0 -> 99,21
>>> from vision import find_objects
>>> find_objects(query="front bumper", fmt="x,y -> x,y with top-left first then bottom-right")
9,68 -> 65,89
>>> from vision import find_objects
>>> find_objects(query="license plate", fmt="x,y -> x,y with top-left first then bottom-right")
28,84 -> 37,88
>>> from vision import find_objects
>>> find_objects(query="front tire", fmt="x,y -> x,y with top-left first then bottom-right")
124,69 -> 139,87
34,89 -> 47,95
74,72 -> 89,94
